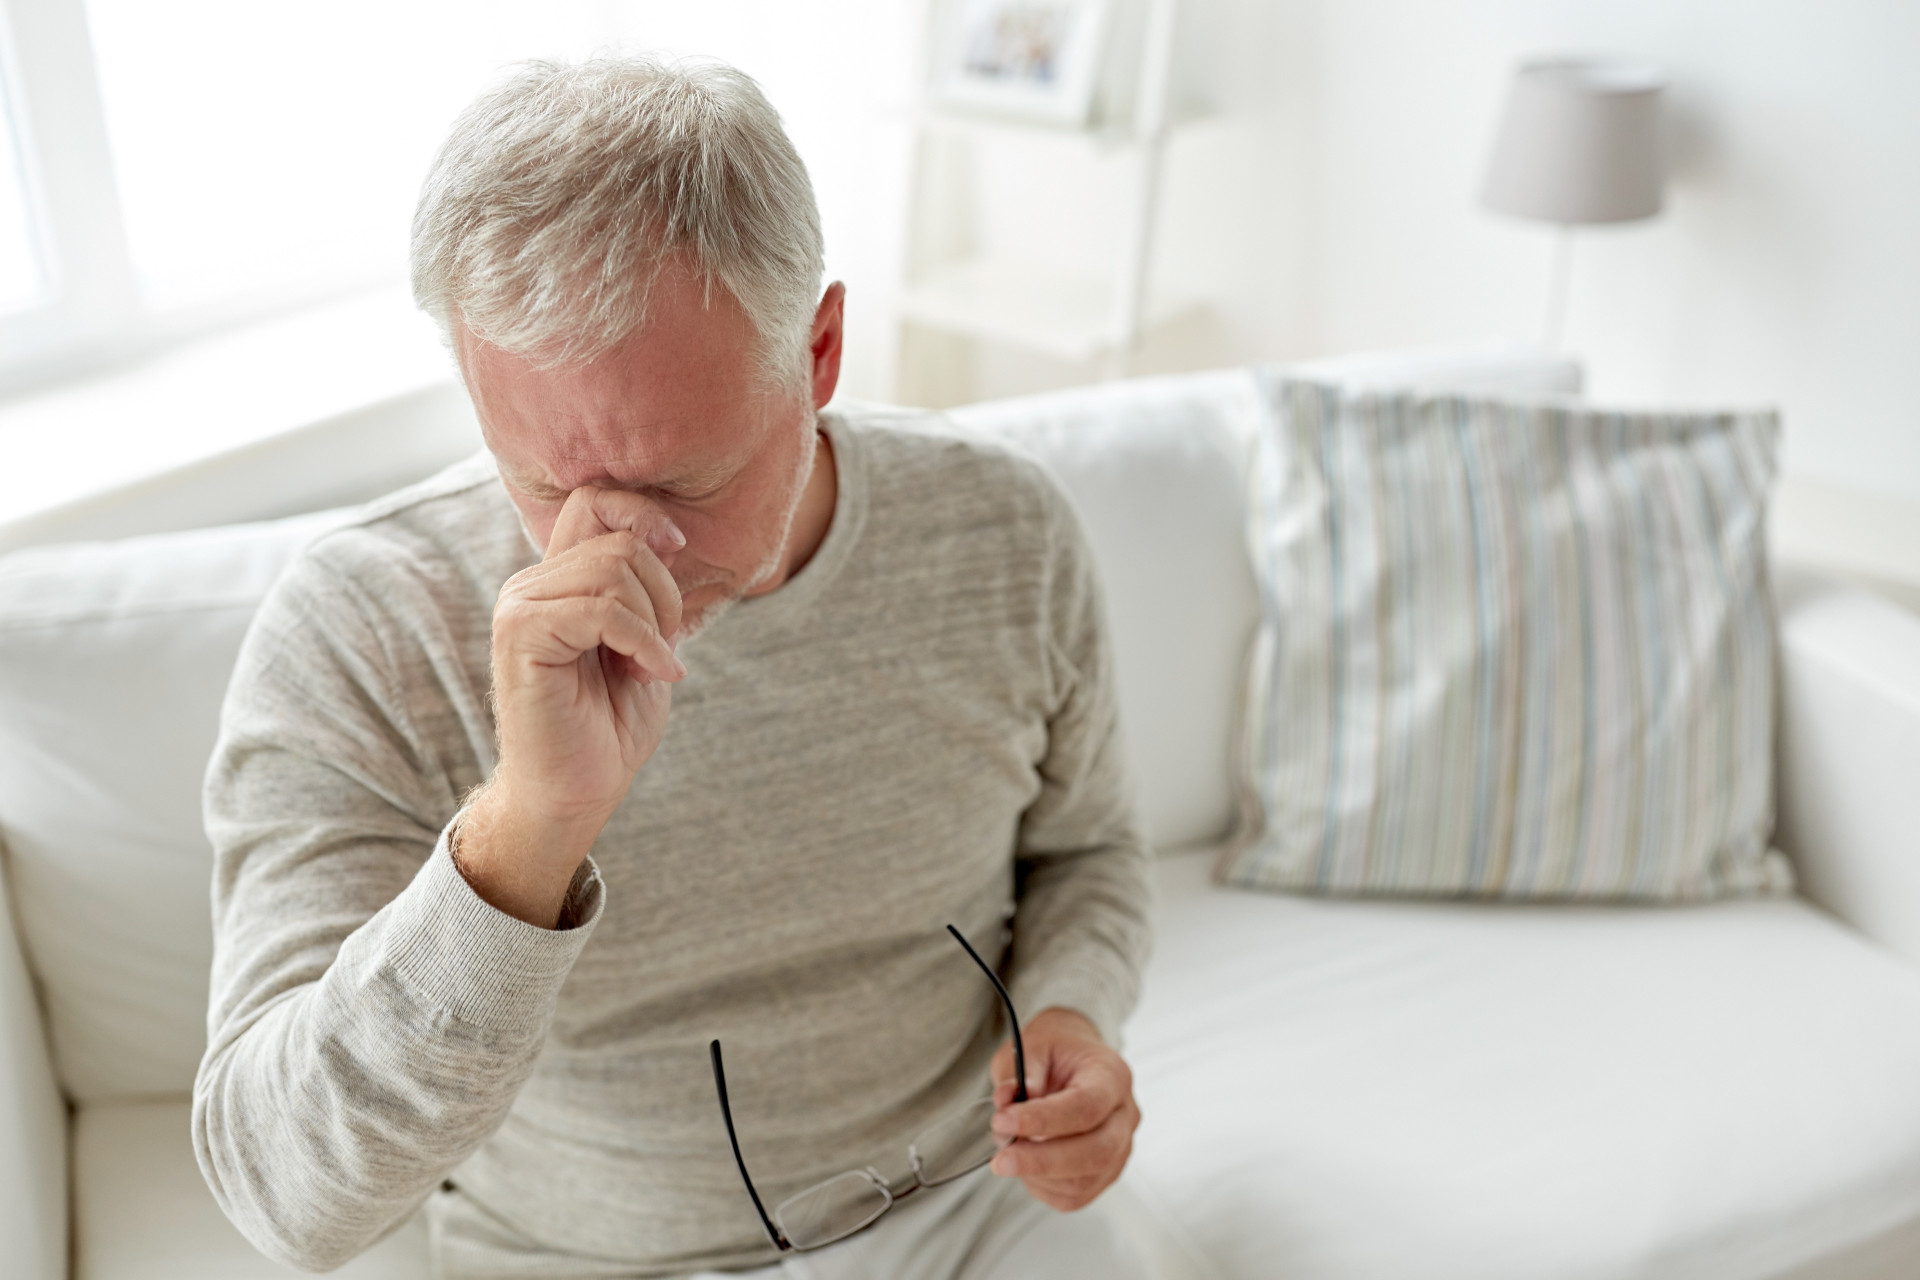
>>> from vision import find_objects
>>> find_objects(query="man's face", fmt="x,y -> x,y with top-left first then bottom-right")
458,268 -> 822,637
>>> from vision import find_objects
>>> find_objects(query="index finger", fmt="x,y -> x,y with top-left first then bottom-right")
548,486 -> 686,562
561,530 -> 684,644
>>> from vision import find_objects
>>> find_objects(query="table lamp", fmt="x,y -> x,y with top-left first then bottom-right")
1481,58 -> 1666,348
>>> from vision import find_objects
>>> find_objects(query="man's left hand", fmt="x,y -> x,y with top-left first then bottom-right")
987,1007 -> 1140,1211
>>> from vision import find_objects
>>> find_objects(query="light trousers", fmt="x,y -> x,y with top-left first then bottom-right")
687,1167 -> 1153,1280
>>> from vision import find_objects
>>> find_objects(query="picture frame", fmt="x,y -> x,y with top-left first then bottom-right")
928,0 -> 1112,129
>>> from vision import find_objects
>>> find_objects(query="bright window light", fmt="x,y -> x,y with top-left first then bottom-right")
82,0 -> 599,312
0,71 -> 44,317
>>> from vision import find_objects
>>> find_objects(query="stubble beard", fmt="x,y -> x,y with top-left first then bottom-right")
671,422 -> 818,643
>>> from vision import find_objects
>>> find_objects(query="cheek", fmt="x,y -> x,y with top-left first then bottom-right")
670,506 -> 759,570
667,438 -> 810,573
678,475 -> 796,555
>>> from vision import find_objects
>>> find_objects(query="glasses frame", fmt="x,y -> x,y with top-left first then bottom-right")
709,923 -> 1029,1253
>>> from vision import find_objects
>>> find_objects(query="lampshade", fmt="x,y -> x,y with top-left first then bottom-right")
1481,58 -> 1666,225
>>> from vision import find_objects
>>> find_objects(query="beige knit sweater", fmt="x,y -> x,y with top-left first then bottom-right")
193,410 -> 1153,1278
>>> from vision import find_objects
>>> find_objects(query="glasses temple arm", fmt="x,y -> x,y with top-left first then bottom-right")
945,924 -> 1028,1104
709,1039 -> 788,1251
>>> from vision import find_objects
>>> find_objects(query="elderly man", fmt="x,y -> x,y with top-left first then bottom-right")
194,56 -> 1153,1280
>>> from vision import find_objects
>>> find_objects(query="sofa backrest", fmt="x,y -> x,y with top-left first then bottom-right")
0,347 -> 1581,1103
0,509 -> 357,1101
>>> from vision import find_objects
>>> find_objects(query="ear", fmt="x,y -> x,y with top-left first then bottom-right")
808,282 -> 847,412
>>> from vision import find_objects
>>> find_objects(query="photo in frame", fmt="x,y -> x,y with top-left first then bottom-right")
929,0 -> 1112,128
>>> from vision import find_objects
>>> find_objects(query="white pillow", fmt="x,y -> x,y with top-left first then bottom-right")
0,509 -> 352,1100
1223,376 -> 1793,900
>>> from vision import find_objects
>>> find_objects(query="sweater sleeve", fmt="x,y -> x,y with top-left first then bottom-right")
1003,477 -> 1155,1049
192,544 -> 601,1273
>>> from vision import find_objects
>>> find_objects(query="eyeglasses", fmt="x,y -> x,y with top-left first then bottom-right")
709,923 -> 1029,1254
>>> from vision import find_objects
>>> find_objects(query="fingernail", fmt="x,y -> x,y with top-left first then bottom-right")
672,654 -> 688,680
991,1112 -> 1016,1136
653,519 -> 686,551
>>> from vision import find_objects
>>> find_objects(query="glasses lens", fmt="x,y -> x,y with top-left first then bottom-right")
910,1098 -> 1002,1187
775,1170 -> 892,1251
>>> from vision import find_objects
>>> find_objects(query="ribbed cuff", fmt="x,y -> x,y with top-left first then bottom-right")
384,826 -> 604,1036
1012,965 -> 1132,1051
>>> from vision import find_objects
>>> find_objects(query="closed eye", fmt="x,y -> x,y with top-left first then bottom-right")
518,481 -> 571,503
658,483 -> 726,503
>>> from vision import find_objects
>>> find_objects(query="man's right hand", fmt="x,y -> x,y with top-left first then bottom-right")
454,486 -> 688,927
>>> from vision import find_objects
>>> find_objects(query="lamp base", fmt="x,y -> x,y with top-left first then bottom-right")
1542,225 -> 1574,350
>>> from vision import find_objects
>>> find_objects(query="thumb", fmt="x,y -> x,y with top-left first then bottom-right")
991,1040 -> 1049,1107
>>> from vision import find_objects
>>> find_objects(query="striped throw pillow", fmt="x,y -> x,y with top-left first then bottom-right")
1220,376 -> 1793,901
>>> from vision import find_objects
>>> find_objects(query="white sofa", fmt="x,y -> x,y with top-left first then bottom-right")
4,347 -> 1920,1280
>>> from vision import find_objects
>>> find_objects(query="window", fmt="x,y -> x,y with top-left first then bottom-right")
0,0 -> 601,392
0,68 -> 44,317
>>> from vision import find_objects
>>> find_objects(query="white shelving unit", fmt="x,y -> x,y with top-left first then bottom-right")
893,0 -> 1190,402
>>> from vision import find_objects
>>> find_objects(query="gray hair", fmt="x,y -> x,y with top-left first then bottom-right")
410,56 -> 825,390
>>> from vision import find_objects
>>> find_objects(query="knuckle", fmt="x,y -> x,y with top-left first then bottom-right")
492,597 -> 530,633
591,531 -> 640,564
596,596 -> 649,630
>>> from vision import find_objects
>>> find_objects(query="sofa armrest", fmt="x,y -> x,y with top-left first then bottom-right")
1774,566 -> 1920,970
0,842 -> 67,1280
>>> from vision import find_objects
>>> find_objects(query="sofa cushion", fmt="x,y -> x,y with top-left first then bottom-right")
0,508 -> 355,1101
1225,379 -> 1790,899
73,1098 -> 427,1280
1129,849 -> 1920,1279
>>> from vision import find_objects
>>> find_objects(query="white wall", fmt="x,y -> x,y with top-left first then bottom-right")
1294,0 -> 1920,514
933,0 -> 1920,594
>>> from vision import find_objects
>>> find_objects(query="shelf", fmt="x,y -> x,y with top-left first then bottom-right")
910,105 -> 1216,154
897,256 -> 1198,364
894,0 -> 1194,386
917,107 -> 1133,151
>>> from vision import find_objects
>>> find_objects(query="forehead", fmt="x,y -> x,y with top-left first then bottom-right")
463,269 -> 771,490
